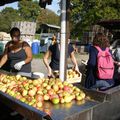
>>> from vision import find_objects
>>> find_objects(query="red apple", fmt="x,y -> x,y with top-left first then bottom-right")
48,89 -> 55,96
35,95 -> 44,102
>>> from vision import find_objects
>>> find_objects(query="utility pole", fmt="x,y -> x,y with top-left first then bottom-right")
59,0 -> 70,81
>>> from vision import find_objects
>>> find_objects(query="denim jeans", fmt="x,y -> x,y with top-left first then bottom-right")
91,80 -> 113,90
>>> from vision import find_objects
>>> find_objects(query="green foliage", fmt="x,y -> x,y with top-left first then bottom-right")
37,9 -> 60,26
71,0 -> 120,38
18,0 -> 40,22
0,7 -> 22,32
0,0 -> 60,33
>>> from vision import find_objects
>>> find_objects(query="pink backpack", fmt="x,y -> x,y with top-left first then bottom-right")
95,46 -> 114,79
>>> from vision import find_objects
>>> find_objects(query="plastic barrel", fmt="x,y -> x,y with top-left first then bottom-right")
31,42 -> 39,55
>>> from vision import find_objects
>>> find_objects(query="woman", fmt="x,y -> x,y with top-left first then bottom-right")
85,33 -> 114,90
43,37 -> 79,77
0,27 -> 32,77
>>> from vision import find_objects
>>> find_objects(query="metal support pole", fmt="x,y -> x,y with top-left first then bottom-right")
59,0 -> 67,81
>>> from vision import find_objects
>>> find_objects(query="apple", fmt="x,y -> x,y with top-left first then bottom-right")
51,98 -> 60,104
24,85 -> 29,90
63,81 -> 68,86
71,94 -> 76,100
60,98 -> 65,104
32,103 -> 37,108
22,77 -> 27,80
36,101 -> 43,108
46,85 -> 51,90
75,92 -> 80,96
33,87 -> 37,92
16,94 -> 22,100
2,78 -> 8,84
59,84 -> 64,89
58,93 -> 63,98
28,80 -> 33,84
80,93 -> 86,99
28,89 -> 36,97
48,89 -> 54,96
26,96 -> 33,102
21,98 -> 27,103
1,87 -> 7,92
64,86 -> 71,91
42,82 -> 47,87
12,87 -> 18,92
76,95 -> 83,101
64,95 -> 73,103
22,90 -> 28,96
42,89 -> 47,95
63,91 -> 70,97
22,81 -> 27,86
29,84 -> 34,89
37,90 -> 43,95
16,75 -> 21,80
35,95 -> 43,102
33,80 -> 39,86
44,94 -> 50,101
9,91 -> 15,96
50,94 -> 59,100
52,85 -> 59,92
74,87 -> 80,92
28,99 -> 36,106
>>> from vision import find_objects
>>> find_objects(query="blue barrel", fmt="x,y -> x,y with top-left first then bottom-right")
32,42 -> 39,55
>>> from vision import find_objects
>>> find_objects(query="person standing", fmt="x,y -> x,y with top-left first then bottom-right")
43,37 -> 79,77
0,27 -> 32,77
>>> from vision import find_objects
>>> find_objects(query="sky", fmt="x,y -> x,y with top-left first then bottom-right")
0,0 -> 59,14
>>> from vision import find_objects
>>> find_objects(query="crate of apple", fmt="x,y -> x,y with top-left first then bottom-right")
0,74 -> 86,110
54,69 -> 82,83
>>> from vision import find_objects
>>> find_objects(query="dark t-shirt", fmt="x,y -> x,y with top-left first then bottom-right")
49,43 -> 74,70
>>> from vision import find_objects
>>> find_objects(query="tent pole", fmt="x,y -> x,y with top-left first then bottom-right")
59,0 -> 67,82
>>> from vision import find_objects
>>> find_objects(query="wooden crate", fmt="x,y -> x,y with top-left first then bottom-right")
53,70 -> 82,84
66,72 -> 82,84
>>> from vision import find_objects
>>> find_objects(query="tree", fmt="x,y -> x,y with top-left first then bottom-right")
18,0 -> 40,22
36,8 -> 60,32
70,0 -> 120,38
0,7 -> 22,32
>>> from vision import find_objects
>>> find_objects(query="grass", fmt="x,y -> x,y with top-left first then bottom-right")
33,53 -> 44,59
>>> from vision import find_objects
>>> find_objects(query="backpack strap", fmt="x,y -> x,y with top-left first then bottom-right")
94,46 -> 102,52
105,47 -> 109,52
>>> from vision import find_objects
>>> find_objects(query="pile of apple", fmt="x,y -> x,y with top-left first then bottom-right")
0,74 -> 85,110
54,69 -> 80,79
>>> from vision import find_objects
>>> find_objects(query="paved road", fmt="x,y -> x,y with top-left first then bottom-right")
31,53 -> 89,76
